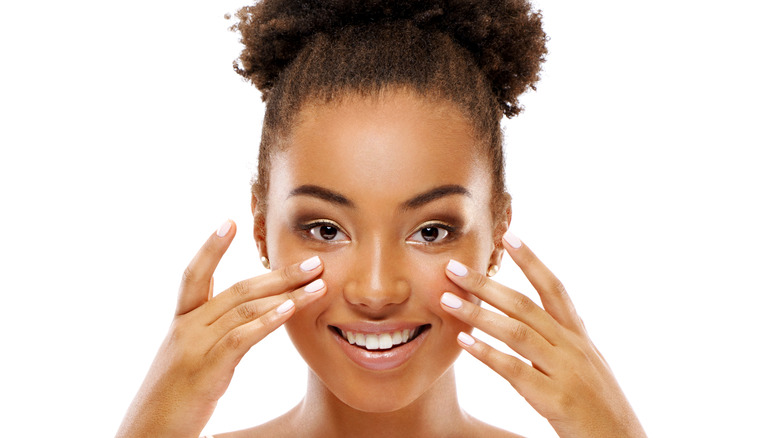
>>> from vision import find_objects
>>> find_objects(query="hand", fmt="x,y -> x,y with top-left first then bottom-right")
116,220 -> 327,438
439,232 -> 646,438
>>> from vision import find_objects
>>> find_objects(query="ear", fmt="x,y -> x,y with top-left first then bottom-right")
490,193 -> 513,270
251,194 -> 268,259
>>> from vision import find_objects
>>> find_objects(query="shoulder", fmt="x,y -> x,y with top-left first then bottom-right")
205,410 -> 299,438
463,413 -> 525,438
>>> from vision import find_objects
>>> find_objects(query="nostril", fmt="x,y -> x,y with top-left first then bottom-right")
343,282 -> 411,309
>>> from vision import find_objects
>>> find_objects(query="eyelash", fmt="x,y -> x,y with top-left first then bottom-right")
296,220 -> 458,245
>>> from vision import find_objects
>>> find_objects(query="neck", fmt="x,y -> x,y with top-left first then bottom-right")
291,367 -> 469,437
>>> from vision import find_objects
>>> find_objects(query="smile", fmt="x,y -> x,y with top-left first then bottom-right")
328,324 -> 432,371
331,326 -> 428,350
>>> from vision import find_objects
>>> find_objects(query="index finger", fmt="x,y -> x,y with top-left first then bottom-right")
199,255 -> 323,323
502,231 -> 583,334
176,220 -> 236,316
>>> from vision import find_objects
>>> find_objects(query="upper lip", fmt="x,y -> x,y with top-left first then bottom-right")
329,321 -> 429,334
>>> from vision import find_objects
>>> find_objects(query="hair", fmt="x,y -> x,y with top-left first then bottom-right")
230,0 -> 547,225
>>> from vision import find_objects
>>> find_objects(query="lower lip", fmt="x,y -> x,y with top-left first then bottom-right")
331,327 -> 429,371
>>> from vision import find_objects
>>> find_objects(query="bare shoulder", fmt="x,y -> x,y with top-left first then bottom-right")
211,409 -> 299,438
463,413 -> 525,438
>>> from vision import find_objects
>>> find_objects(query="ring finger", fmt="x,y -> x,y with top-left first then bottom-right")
440,291 -> 557,373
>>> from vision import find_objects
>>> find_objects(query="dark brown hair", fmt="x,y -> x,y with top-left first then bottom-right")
231,0 -> 547,221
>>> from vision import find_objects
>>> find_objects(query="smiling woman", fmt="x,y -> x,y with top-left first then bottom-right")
115,1 -> 646,437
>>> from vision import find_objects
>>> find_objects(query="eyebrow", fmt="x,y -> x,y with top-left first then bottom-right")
287,183 -> 470,210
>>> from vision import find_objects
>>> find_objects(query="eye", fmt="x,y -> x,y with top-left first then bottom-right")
303,221 -> 349,242
407,223 -> 453,244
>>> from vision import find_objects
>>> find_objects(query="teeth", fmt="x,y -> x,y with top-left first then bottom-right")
338,327 -> 424,350
365,334 -> 379,350
379,333 -> 393,349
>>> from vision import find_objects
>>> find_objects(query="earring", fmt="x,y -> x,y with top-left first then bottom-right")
487,264 -> 500,277
260,256 -> 270,270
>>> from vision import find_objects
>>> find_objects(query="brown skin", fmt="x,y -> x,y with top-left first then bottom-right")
246,90 -> 511,437
117,90 -> 645,438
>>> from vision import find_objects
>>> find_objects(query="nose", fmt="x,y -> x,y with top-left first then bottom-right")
342,240 -> 411,311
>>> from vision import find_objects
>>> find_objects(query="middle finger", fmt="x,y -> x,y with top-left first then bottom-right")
445,259 -> 563,345
208,278 -> 328,342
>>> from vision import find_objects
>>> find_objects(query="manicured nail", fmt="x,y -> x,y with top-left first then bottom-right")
216,220 -> 232,238
503,230 -> 523,249
447,260 -> 468,277
440,292 -> 463,309
276,299 -> 294,314
457,332 -> 476,346
304,279 -> 325,293
299,256 -> 322,271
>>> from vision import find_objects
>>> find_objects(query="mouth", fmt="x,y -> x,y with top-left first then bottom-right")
329,325 -> 431,351
327,323 -> 432,371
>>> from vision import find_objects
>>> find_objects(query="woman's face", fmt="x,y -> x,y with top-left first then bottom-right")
260,89 -> 503,412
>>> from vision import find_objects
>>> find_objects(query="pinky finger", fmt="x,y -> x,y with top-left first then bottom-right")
457,332 -> 551,400
208,299 -> 296,369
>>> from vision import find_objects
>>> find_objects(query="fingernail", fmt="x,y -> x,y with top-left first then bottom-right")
447,260 -> 468,277
457,332 -> 476,346
299,256 -> 322,271
503,230 -> 523,249
216,220 -> 232,238
304,279 -> 325,293
276,299 -> 294,314
441,292 -> 463,309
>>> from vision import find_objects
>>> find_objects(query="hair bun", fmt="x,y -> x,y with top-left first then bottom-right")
232,0 -> 547,117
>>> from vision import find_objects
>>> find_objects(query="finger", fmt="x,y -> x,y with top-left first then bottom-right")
199,255 -> 323,323
176,220 -> 235,316
445,259 -> 563,344
440,292 -> 556,372
502,232 -> 583,333
207,297 -> 298,370
208,277 -> 214,301
455,331 -> 551,403
208,278 -> 327,339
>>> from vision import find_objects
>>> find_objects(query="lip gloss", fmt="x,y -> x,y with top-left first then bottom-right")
331,328 -> 429,371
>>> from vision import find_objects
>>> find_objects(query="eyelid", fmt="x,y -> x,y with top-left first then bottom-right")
297,219 -> 350,242
406,220 -> 458,244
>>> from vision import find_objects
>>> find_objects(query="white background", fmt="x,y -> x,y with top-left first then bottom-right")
1,0 -> 778,436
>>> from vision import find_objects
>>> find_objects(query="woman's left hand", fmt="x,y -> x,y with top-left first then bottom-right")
439,232 -> 646,438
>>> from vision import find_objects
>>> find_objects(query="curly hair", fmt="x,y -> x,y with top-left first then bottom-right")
230,0 -> 547,220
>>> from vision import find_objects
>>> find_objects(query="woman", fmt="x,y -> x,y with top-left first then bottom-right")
117,0 -> 646,436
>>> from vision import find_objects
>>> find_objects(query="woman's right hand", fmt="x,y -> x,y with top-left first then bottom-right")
116,220 -> 327,438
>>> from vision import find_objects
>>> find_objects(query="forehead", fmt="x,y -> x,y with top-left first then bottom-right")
269,90 -> 492,207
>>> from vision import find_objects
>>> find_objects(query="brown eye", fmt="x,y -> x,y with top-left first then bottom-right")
305,222 -> 347,242
408,224 -> 451,244
320,225 -> 338,240
420,227 -> 439,242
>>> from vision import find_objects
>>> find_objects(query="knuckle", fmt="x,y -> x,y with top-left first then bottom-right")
223,330 -> 243,351
467,303 -> 482,321
552,390 -> 575,412
511,293 -> 531,313
508,358 -> 527,380
181,266 -> 198,286
236,302 -> 258,321
552,279 -> 568,297
472,272 -> 489,292
279,263 -> 300,285
231,280 -> 250,297
510,323 -> 530,343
